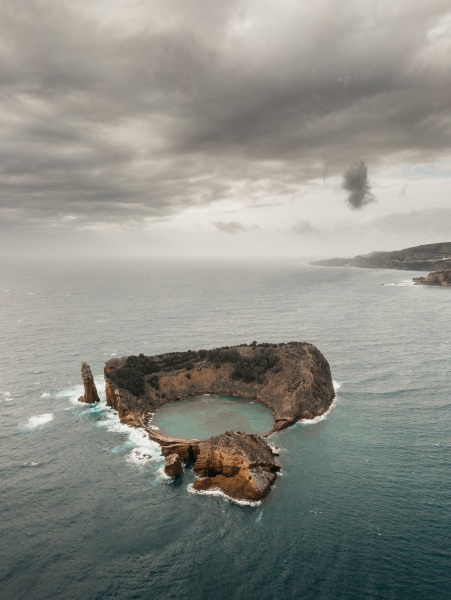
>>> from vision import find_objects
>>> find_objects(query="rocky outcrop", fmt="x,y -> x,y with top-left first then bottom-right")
149,428 -> 280,500
78,362 -> 100,404
164,454 -> 183,477
101,341 -> 334,502
192,432 -> 279,502
413,270 -> 451,286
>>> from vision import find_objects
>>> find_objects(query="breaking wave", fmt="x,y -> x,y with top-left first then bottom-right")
297,380 -> 342,427
25,413 -> 54,429
187,483 -> 262,507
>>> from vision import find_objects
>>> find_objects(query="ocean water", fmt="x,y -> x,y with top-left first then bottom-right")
0,259 -> 450,600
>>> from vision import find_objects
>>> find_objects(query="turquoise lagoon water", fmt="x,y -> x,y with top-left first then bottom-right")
152,394 -> 274,439
0,259 -> 450,599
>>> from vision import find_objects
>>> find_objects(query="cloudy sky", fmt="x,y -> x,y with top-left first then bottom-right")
1,0 -> 451,259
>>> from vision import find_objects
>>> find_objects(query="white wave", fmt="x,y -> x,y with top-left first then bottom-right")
57,376 -> 106,406
384,280 -> 415,287
25,413 -> 54,428
97,408 -> 162,465
40,392 -> 50,398
0,391 -> 12,403
297,393 -> 339,427
157,466 -> 172,480
333,380 -> 341,391
187,483 -> 262,507
22,462 -> 39,467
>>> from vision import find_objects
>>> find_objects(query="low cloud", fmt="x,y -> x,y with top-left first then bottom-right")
213,220 -> 246,234
291,220 -> 320,236
342,161 -> 375,209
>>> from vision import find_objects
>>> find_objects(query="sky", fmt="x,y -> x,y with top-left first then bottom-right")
1,0 -> 451,259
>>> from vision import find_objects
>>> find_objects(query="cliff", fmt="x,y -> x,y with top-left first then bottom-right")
99,341 -> 334,502
147,428 -> 280,501
413,270 -> 451,286
192,432 -> 279,502
311,242 -> 451,271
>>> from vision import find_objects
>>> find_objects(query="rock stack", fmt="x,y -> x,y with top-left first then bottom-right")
78,362 -> 100,404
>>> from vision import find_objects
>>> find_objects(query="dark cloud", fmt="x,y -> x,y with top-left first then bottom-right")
342,161 -> 375,209
0,0 -> 450,230
214,221 -> 246,234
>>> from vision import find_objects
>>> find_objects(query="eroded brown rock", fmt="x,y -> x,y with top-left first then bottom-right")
413,270 -> 451,286
164,454 -> 183,477
192,432 -> 279,502
78,362 -> 100,404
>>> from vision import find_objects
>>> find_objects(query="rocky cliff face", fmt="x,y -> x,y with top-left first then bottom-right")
147,428 -> 279,501
192,432 -> 279,502
78,362 -> 100,404
99,341 -> 334,502
413,270 -> 451,286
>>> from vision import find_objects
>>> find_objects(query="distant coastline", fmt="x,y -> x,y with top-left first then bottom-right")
311,242 -> 451,272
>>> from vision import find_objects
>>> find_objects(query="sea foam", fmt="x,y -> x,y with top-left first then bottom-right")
0,391 -> 12,403
297,380 -> 341,426
25,413 -> 54,428
383,280 -> 415,287
187,483 -> 262,507
96,404 -> 162,466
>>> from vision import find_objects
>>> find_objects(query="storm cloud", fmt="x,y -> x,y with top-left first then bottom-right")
0,0 -> 450,243
342,161 -> 375,209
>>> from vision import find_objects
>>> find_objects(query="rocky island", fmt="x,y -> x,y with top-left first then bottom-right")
81,342 -> 335,502
312,242 -> 451,271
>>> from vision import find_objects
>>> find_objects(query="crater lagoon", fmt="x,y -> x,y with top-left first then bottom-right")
152,394 -> 274,439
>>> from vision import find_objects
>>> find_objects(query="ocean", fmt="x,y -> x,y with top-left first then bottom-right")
0,259 -> 450,599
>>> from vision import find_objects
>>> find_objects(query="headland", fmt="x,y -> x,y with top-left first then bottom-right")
312,242 -> 451,271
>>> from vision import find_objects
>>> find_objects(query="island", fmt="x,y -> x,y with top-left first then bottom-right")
80,341 -> 335,502
312,242 -> 451,271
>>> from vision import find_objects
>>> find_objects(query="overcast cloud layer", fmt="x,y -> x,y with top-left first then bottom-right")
1,0 -> 450,257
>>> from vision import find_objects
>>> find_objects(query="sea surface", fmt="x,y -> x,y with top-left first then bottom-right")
0,259 -> 450,600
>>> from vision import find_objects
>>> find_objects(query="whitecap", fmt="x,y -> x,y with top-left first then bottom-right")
0,391 -> 12,403
40,392 -> 50,398
25,413 -> 54,429
187,483 -> 262,507
333,380 -> 341,391
383,280 -> 415,287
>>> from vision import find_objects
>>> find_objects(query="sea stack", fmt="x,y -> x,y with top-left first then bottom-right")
78,362 -> 100,404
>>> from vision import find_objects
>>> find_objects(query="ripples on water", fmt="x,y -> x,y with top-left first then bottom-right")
0,259 -> 450,599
